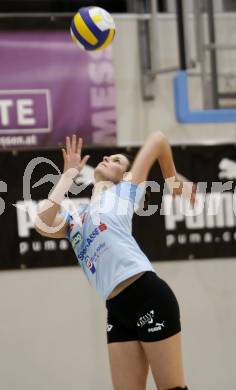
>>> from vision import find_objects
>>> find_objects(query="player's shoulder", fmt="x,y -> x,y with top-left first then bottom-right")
115,180 -> 146,202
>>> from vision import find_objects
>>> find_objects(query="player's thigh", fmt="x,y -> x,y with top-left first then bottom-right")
141,332 -> 186,390
108,341 -> 149,390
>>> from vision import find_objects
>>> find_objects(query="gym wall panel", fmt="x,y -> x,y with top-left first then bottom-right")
113,15 -> 236,145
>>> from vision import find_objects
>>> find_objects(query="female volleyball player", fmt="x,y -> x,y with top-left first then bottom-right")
35,133 -> 194,390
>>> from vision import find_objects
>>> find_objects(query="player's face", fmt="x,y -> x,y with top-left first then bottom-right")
94,154 -> 130,183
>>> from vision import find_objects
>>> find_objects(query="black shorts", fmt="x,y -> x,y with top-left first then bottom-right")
106,271 -> 181,343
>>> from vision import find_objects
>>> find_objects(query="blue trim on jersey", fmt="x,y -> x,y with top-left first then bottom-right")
116,181 -> 122,197
115,181 -> 139,202
66,216 -> 71,240
130,183 -> 139,203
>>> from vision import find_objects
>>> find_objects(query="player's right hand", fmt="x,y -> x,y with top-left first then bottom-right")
62,134 -> 90,178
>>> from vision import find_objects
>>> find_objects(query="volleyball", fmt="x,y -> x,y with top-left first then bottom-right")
70,7 -> 116,51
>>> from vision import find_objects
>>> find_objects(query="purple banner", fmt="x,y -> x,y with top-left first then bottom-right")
0,31 -> 117,149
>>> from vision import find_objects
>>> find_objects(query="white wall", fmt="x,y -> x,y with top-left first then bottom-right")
113,14 -> 236,145
0,260 -> 235,390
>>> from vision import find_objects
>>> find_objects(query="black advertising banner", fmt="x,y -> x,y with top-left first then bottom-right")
0,144 -> 236,270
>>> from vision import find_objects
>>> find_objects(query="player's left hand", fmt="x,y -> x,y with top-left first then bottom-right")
166,174 -> 197,206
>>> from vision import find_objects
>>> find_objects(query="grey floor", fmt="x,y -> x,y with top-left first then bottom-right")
0,258 -> 235,390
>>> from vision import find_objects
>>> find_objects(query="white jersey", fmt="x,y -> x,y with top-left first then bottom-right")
65,181 -> 155,301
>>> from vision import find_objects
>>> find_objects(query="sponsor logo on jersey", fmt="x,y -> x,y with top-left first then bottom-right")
99,223 -> 107,232
71,232 -> 82,248
78,222 -> 107,260
84,242 -> 108,274
85,256 -> 96,274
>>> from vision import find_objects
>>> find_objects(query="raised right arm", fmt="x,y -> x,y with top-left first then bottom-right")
35,135 -> 90,239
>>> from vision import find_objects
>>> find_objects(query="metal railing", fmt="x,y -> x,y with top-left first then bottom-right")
194,0 -> 236,109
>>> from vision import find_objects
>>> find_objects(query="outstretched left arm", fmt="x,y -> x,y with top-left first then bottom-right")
130,131 -> 177,184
